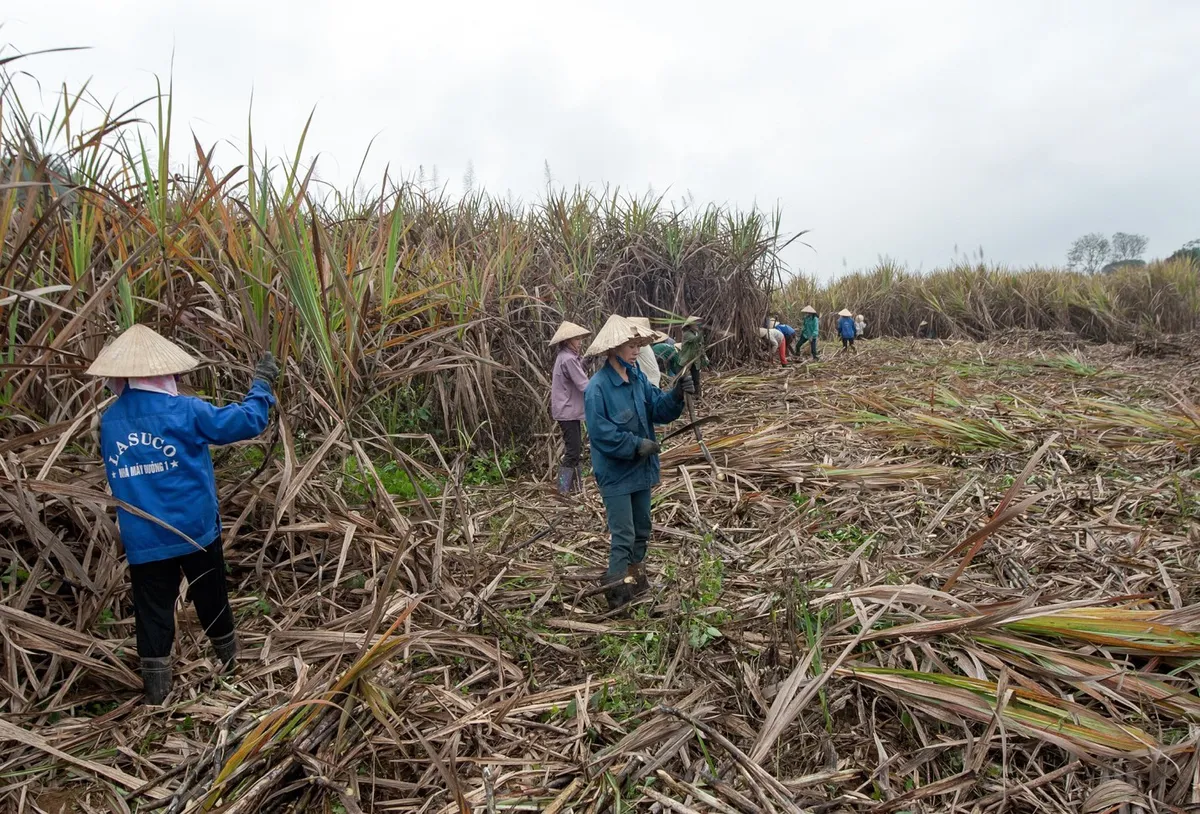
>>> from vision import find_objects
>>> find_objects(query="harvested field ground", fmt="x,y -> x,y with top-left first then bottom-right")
3,333 -> 1200,813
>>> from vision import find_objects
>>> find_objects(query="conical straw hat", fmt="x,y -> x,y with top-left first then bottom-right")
801,305 -> 817,315
85,324 -> 199,378
626,316 -> 669,344
585,314 -> 654,357
837,308 -> 853,317
548,321 -> 590,346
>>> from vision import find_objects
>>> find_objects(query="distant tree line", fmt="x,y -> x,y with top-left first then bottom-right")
1066,232 -> 1147,274
1169,239 -> 1200,265
1067,232 -> 1198,274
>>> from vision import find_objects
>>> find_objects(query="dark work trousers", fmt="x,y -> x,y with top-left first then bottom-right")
689,366 -> 702,399
559,420 -> 582,468
841,338 -> 855,351
809,337 -> 819,359
602,489 -> 652,582
129,541 -> 235,659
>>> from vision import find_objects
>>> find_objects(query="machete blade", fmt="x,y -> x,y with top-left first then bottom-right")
661,414 -> 723,443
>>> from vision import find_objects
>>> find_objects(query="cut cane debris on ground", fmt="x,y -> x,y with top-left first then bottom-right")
3,336 -> 1199,812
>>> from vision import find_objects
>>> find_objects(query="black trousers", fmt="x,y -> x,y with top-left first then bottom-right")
559,420 -> 582,468
129,541 -> 235,659
689,366 -> 702,399
842,338 -> 855,350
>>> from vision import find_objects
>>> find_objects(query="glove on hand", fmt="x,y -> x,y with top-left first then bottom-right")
253,353 -> 280,385
674,374 -> 695,398
636,438 -> 660,458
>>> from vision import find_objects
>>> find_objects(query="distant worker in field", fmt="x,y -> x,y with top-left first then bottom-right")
653,335 -> 681,379
680,316 -> 708,397
837,309 -> 858,352
799,305 -> 820,360
774,318 -> 798,360
87,325 -> 278,705
627,317 -> 668,388
917,320 -> 934,339
549,320 -> 592,495
584,315 -> 692,611
855,313 -> 867,339
760,319 -> 787,365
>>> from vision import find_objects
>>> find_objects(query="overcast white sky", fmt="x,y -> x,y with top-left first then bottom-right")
7,1 -> 1199,277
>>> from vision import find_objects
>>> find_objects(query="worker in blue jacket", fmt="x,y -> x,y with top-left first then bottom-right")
774,318 -> 798,357
583,315 -> 692,611
87,325 -> 278,704
836,308 -> 858,352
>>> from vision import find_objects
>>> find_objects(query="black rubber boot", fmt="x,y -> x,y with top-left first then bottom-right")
605,582 -> 632,612
141,657 -> 172,705
211,631 -> 237,672
628,563 -> 651,597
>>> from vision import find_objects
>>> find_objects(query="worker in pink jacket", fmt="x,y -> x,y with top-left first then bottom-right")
549,321 -> 592,494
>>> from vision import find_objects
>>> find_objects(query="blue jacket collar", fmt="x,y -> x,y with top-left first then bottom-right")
599,357 -> 636,386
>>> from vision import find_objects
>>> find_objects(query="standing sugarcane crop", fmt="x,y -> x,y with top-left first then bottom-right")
680,316 -> 708,398
799,305 -> 820,360
584,315 -> 693,611
837,308 -> 858,352
549,321 -> 592,495
87,325 -> 278,705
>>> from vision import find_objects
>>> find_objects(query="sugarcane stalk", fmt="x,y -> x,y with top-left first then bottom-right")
685,392 -> 723,481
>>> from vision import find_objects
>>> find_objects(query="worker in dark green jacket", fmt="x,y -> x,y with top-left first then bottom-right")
680,316 -> 708,397
799,305 -> 820,360
653,339 -> 681,378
